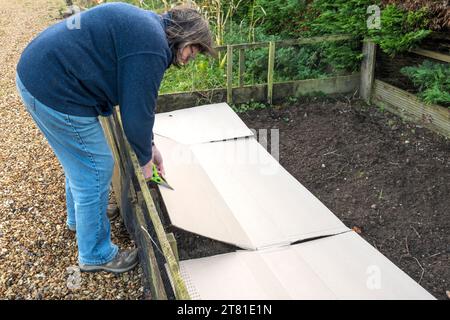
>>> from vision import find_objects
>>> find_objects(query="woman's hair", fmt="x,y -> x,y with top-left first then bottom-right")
163,5 -> 216,66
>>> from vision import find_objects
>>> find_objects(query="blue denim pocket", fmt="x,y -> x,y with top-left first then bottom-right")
66,113 -> 99,126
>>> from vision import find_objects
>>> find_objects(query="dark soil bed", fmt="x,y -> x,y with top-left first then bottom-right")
164,95 -> 449,300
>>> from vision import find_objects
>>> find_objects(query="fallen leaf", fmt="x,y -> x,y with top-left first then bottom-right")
352,226 -> 362,234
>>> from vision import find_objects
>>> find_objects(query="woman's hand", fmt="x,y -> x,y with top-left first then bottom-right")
152,144 -> 165,177
141,159 -> 154,180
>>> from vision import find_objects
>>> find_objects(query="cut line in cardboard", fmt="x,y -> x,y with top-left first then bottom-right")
175,231 -> 435,300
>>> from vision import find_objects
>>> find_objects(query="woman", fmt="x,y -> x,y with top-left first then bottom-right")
15,2 -> 215,273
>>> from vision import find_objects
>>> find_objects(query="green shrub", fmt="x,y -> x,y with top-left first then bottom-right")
369,5 -> 431,56
302,0 -> 375,37
401,60 -> 450,106
298,0 -> 372,73
81,1 -> 436,96
249,0 -> 308,37
300,0 -> 431,64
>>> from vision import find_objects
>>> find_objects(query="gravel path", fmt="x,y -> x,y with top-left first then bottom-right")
0,0 -> 144,299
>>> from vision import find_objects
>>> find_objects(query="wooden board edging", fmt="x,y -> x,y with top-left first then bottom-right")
157,74 -> 360,113
372,80 -> 450,138
112,110 -> 191,300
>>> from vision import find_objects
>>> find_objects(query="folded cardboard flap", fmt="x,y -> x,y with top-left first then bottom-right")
176,232 -> 435,300
153,135 -> 255,249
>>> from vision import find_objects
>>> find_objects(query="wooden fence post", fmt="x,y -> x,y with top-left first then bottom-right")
227,45 -> 233,104
360,40 -> 376,104
238,48 -> 245,88
100,116 -> 123,210
267,41 -> 275,105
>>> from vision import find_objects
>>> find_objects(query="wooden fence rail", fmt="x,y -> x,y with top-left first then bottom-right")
157,74 -> 360,112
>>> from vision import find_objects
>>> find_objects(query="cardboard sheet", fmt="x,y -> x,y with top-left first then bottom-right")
155,135 -> 349,249
177,231 -> 435,300
154,103 -> 254,144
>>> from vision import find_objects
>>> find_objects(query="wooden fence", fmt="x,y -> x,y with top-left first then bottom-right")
157,34 -> 360,111
360,40 -> 450,138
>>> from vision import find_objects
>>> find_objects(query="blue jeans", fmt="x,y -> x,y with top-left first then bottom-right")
16,74 -> 118,265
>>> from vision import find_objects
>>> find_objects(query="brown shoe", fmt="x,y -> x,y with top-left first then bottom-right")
107,203 -> 120,220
